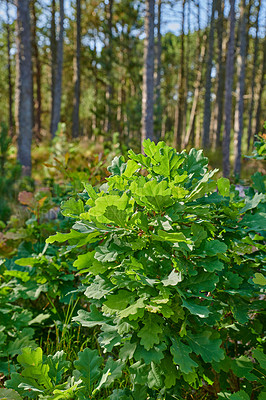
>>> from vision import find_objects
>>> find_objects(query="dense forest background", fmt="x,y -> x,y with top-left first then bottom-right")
0,0 -> 265,178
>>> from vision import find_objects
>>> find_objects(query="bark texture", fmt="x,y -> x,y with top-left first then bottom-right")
72,0 -> 81,138
6,0 -> 13,136
255,34 -> 266,137
247,0 -> 261,150
202,0 -> 216,149
50,0 -> 64,138
233,0 -> 246,176
105,0 -> 113,134
173,0 -> 185,150
141,0 -> 155,150
15,0 -> 33,176
222,0 -> 235,178
154,0 -> 162,141
212,0 -> 225,149
31,0 -> 42,138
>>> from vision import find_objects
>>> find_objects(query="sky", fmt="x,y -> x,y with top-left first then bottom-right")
0,0 -> 265,42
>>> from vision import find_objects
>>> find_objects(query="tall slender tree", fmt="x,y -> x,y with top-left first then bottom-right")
50,0 -> 64,138
255,34 -> 266,137
72,0 -> 81,138
223,0 -> 235,177
247,0 -> 261,150
105,0 -> 113,134
31,0 -> 42,139
6,0 -> 13,136
183,0 -> 205,147
154,0 -> 162,141
141,0 -> 155,150
202,0 -> 216,149
50,0 -> 56,135
212,0 -> 225,150
173,0 -> 185,150
15,0 -> 33,176
234,0 -> 246,176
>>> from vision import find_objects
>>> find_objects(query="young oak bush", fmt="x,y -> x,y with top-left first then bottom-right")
46,140 -> 266,399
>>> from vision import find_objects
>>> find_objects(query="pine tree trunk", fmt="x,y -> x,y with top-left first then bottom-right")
154,0 -> 161,142
255,34 -> 266,137
247,0 -> 261,150
105,0 -> 113,135
183,0 -> 205,147
183,39 -> 206,147
31,0 -> 42,139
173,0 -> 185,150
141,0 -> 155,151
15,0 -> 33,176
202,0 -> 216,149
222,0 -> 235,178
233,0 -> 246,177
212,0 -> 225,150
50,0 -> 64,138
50,0 -> 56,136
72,0 -> 81,138
6,0 -> 13,136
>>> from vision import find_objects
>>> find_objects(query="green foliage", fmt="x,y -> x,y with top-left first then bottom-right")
5,346 -> 123,399
46,140 -> 266,398
0,123 -> 21,221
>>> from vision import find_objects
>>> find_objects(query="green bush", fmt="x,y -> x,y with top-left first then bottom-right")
7,140 -> 266,399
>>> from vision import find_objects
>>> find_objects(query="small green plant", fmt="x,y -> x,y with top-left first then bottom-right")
45,140 -> 265,399
5,346 -> 124,399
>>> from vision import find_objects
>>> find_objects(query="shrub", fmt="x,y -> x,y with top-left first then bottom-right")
44,141 -> 265,398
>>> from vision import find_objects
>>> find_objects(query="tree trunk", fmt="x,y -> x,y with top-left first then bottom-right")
173,0 -> 185,150
72,0 -> 81,138
247,0 -> 261,150
6,0 -> 13,137
50,0 -> 56,137
105,0 -> 113,135
31,0 -> 42,139
212,0 -> 225,150
183,39 -> 206,147
183,0 -> 205,147
154,0 -> 162,142
50,0 -> 64,138
202,0 -> 216,149
15,0 -> 33,176
233,0 -> 246,177
222,0 -> 235,178
255,32 -> 266,137
141,0 -> 155,150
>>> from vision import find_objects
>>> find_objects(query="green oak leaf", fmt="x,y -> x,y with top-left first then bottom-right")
182,299 -> 210,318
104,290 -> 134,310
217,177 -> 230,197
147,362 -> 162,388
0,389 -> 23,400
231,356 -> 258,381
253,349 -> 266,369
73,304 -> 111,327
73,348 -> 103,391
170,337 -> 198,374
187,331 -> 224,363
60,197 -> 84,217
84,276 -> 114,300
252,273 -> 266,286
137,315 -> 163,350
107,156 -> 127,176
202,239 -> 227,255
46,350 -> 70,385
118,297 -> 146,320
134,342 -> 167,365
240,192 -> 265,213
